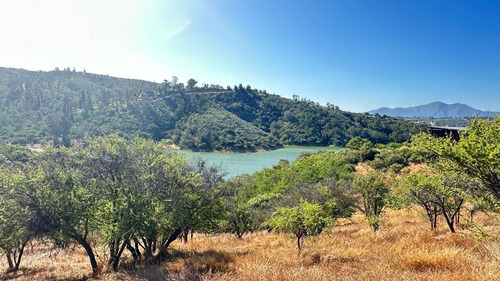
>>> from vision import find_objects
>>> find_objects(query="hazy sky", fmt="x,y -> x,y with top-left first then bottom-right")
1,0 -> 499,112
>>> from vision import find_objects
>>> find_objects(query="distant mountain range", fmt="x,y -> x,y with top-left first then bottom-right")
368,102 -> 498,118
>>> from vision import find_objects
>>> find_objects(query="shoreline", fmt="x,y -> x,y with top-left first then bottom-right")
167,144 -> 340,154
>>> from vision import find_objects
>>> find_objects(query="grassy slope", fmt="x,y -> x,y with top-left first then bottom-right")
2,208 -> 500,281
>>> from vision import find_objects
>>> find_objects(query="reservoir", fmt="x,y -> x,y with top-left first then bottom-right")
174,146 -> 341,178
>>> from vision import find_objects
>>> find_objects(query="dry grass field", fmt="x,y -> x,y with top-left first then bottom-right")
2,208 -> 500,281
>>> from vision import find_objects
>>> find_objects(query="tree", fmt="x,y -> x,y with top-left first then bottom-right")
0,146 -> 36,272
79,136 -> 226,267
90,137 -> 193,264
177,82 -> 185,90
346,137 -> 373,150
80,136 -> 179,270
159,79 -> 172,94
0,170 -> 32,272
392,171 -> 442,230
221,176 -> 278,239
437,173 -> 468,233
412,116 -> 500,201
186,78 -> 198,89
175,159 -> 226,243
263,177 -> 355,251
265,200 -> 333,251
32,149 -> 102,275
392,168 -> 470,233
353,171 -> 390,231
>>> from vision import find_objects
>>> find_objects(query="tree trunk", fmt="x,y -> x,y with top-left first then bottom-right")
112,242 -> 127,271
126,241 -> 140,261
424,206 -> 434,230
442,212 -> 456,233
13,241 -> 27,271
6,250 -> 14,270
235,227 -> 243,240
296,233 -> 303,251
141,237 -> 154,259
135,239 -> 143,260
156,228 -> 182,260
443,199 -> 463,233
164,228 -> 182,249
5,241 -> 27,272
432,206 -> 439,230
108,241 -> 117,265
182,229 -> 189,243
75,236 -> 99,276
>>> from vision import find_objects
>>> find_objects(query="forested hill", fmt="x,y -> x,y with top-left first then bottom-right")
0,67 -> 424,151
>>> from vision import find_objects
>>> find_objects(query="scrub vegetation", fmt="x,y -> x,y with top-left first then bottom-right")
1,117 -> 500,280
1,68 -> 500,280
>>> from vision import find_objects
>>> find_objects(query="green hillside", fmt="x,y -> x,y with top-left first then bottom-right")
176,107 -> 282,151
0,67 -> 424,151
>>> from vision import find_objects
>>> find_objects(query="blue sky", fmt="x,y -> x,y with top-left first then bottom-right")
1,0 -> 499,112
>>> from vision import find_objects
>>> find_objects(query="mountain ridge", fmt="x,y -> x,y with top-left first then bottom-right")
368,101 -> 498,118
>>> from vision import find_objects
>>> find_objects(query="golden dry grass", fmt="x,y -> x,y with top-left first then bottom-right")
2,208 -> 500,281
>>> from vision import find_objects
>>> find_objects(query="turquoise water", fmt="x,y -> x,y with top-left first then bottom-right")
173,146 -> 341,178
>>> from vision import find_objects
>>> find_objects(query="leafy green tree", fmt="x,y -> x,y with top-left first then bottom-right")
263,176 -> 355,251
22,150 -> 102,275
353,171 -> 390,232
292,150 -> 354,182
391,171 -> 442,230
252,159 -> 294,194
0,146 -> 38,272
115,139 -> 193,262
148,154 -> 226,260
465,185 -> 498,223
186,78 -> 198,89
346,137 -> 373,150
0,171 -> 32,272
392,168 -> 470,233
80,136 -> 137,271
437,173 -> 469,232
370,146 -> 419,172
176,159 -> 226,242
79,136 -> 226,268
265,200 -> 333,251
159,79 -> 172,94
412,116 -> 500,201
221,176 -> 279,239
80,136 -> 188,269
